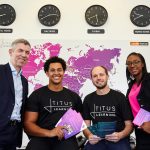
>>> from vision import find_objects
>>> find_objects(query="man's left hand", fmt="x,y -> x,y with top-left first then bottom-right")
105,132 -> 122,143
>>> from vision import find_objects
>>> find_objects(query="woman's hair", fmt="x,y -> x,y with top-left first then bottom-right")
126,52 -> 147,84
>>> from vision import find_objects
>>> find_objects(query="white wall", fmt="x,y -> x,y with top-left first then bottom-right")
0,0 -> 149,40
0,0 -> 150,148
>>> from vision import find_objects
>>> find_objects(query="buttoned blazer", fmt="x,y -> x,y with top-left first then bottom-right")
0,63 -> 28,147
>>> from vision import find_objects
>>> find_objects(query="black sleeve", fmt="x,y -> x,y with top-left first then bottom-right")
72,92 -> 83,114
82,95 -> 92,120
25,91 -> 40,112
139,74 -> 150,112
118,92 -> 133,121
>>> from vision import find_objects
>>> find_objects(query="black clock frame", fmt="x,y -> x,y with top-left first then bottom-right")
85,5 -> 108,27
0,4 -> 16,26
38,4 -> 61,27
130,5 -> 150,27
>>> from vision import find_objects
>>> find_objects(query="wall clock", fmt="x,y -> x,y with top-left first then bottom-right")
85,5 -> 108,27
130,5 -> 150,27
0,4 -> 16,26
38,4 -> 61,27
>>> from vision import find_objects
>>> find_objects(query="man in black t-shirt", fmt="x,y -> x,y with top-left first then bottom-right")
82,66 -> 133,150
24,56 -> 82,150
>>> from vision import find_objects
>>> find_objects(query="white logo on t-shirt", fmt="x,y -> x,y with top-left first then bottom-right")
90,104 -> 116,119
44,98 -> 73,112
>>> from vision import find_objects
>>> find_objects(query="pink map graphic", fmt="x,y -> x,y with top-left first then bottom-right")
22,42 -> 121,95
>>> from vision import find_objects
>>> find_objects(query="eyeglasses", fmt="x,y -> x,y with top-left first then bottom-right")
126,61 -> 141,67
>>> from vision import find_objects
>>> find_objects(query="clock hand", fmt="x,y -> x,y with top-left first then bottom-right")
133,11 -> 144,20
95,14 -> 98,23
134,11 -> 143,16
0,14 -> 6,17
133,14 -> 143,21
40,14 -> 59,20
88,15 -> 97,20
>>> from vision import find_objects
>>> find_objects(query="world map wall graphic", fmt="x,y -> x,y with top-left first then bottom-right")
22,41 -> 121,98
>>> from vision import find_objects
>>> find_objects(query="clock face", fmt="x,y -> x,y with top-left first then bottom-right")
130,5 -> 150,27
85,5 -> 108,27
0,4 -> 16,26
38,4 -> 61,27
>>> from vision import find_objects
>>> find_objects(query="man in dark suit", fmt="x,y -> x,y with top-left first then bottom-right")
0,39 -> 31,150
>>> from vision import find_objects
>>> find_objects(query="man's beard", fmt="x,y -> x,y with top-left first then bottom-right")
95,82 -> 107,90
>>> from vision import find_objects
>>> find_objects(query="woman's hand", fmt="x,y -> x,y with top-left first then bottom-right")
140,122 -> 150,134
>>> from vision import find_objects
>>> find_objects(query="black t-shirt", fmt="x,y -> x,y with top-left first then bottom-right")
82,89 -> 132,131
26,86 -> 82,130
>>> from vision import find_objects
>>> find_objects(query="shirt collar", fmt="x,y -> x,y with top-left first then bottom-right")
9,62 -> 22,75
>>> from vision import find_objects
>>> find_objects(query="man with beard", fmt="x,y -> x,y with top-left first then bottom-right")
24,56 -> 82,150
82,66 -> 133,150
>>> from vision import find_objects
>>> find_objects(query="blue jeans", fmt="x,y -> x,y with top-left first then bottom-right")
84,138 -> 131,150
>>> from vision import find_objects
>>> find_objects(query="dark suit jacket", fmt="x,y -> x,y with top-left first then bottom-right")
0,63 -> 28,147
